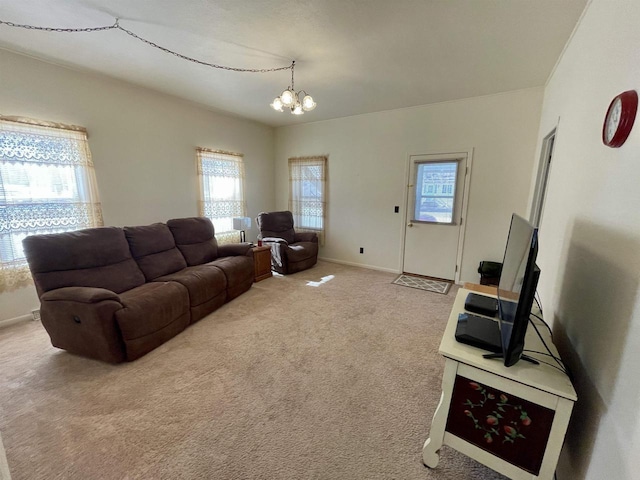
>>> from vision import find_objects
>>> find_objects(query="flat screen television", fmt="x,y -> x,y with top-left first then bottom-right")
455,214 -> 541,367
491,213 -> 541,367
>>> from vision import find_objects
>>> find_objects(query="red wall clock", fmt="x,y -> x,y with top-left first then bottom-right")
602,90 -> 638,148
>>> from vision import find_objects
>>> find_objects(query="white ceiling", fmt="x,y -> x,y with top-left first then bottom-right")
0,0 -> 587,127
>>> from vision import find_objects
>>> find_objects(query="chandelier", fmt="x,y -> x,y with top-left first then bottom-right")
270,61 -> 316,115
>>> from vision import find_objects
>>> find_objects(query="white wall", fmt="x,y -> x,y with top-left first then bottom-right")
532,1 -> 640,479
275,89 -> 544,281
0,48 -> 275,322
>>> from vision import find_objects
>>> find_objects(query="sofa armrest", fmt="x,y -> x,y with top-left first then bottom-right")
294,232 -> 318,243
41,286 -> 121,304
262,237 -> 289,245
38,287 -> 126,363
217,243 -> 253,257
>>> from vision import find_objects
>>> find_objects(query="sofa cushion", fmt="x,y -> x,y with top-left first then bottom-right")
167,217 -> 218,265
22,227 -> 146,295
115,281 -> 189,341
208,256 -> 254,289
256,211 -> 295,244
155,265 -> 227,307
124,223 -> 187,280
287,242 -> 319,263
294,231 -> 318,243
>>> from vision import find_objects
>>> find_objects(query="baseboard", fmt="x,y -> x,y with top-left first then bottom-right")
318,256 -> 400,274
0,313 -> 32,330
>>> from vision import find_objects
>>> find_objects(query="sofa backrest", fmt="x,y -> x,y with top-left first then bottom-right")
166,217 -> 218,266
256,211 -> 295,244
124,223 -> 187,280
22,227 -> 146,296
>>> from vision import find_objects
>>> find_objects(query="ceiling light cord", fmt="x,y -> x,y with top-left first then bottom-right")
0,17 -> 292,73
0,18 -> 118,33
0,16 -> 315,114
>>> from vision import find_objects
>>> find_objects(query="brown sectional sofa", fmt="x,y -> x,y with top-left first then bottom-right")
22,217 -> 254,363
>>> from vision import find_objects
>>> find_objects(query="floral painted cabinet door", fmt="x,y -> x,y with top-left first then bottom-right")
446,376 -> 555,476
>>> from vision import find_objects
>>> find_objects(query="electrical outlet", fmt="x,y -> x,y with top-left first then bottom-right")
31,309 -> 41,321
359,247 -> 364,254
394,206 -> 399,213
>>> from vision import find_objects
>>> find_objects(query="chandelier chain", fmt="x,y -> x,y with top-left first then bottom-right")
0,18 -> 293,73
0,19 -> 118,33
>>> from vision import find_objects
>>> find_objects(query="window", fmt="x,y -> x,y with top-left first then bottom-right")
196,148 -> 246,245
0,117 -> 103,292
414,161 -> 458,224
288,156 -> 327,244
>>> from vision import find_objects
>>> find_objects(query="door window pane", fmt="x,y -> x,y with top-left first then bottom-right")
414,161 -> 458,223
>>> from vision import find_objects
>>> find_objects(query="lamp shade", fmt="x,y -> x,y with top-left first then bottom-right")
280,88 -> 295,107
232,217 -> 252,230
292,102 -> 304,115
302,94 -> 316,111
270,97 -> 284,111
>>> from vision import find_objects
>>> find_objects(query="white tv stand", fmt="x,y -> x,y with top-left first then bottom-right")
422,286 -> 577,480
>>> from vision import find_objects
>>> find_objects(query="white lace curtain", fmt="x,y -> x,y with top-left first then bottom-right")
196,148 -> 246,245
288,156 -> 327,245
0,116 -> 103,293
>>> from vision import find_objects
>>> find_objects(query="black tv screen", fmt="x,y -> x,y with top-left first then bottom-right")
497,214 -> 540,367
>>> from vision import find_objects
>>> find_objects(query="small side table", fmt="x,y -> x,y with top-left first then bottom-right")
252,246 -> 272,282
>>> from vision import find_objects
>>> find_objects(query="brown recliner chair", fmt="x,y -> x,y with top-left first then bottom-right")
256,211 -> 318,274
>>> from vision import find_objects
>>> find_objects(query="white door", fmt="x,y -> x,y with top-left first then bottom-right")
403,153 -> 469,281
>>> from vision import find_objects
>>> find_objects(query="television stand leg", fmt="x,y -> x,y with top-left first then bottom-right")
422,360 -> 457,468
482,353 -> 540,365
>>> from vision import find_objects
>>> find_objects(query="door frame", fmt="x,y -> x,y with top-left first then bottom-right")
529,127 -> 557,228
399,148 -> 474,284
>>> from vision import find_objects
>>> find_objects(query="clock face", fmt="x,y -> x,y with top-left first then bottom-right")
602,90 -> 638,148
605,98 -> 622,143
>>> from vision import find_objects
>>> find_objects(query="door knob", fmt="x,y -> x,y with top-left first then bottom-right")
408,223 -> 413,227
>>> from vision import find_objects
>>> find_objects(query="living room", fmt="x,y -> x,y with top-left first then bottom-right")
1,1 -> 639,479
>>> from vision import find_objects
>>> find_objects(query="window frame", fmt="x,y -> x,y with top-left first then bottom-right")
0,116 -> 103,292
288,155 -> 327,244
196,148 -> 247,245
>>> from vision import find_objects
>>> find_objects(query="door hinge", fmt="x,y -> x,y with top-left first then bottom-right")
455,265 -> 458,272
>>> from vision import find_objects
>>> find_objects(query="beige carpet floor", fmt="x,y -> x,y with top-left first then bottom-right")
0,261 -> 506,480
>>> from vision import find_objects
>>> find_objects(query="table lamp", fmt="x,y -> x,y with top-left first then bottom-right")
232,216 -> 252,243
